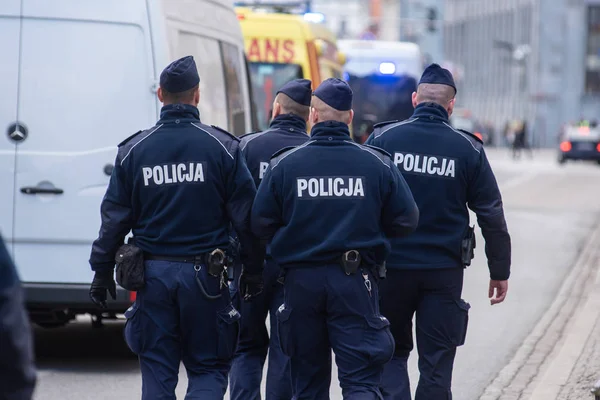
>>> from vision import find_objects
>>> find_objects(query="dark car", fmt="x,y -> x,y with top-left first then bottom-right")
558,125 -> 600,165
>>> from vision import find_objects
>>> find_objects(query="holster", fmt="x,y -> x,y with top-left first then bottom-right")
340,250 -> 361,275
206,248 -> 227,278
115,240 -> 145,291
461,225 -> 476,267
226,236 -> 240,282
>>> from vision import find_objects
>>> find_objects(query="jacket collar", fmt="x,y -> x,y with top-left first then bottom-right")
269,114 -> 307,132
310,121 -> 351,140
159,104 -> 200,123
412,102 -> 450,121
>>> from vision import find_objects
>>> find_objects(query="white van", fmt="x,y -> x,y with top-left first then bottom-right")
0,0 -> 255,328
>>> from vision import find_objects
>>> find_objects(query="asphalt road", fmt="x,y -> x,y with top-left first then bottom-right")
31,148 -> 600,400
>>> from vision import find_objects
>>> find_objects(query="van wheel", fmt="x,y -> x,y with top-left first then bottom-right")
34,320 -> 68,329
30,309 -> 73,329
558,155 -> 567,165
91,314 -> 104,329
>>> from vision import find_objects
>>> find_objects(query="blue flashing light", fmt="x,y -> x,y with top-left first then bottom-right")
379,62 -> 396,75
304,12 -> 325,23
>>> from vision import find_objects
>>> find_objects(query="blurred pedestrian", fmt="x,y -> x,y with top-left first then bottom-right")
359,23 -> 379,40
0,233 -> 36,400
512,120 -> 533,160
503,121 -> 514,149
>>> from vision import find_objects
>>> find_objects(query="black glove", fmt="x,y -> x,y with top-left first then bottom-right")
90,271 -> 117,308
238,271 -> 263,302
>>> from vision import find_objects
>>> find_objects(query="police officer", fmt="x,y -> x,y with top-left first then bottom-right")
229,79 -> 312,400
88,55 -> 264,400
365,64 -> 511,400
252,78 -> 419,399
0,234 -> 36,400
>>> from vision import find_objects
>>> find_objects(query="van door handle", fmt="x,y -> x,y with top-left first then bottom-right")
20,186 -> 64,195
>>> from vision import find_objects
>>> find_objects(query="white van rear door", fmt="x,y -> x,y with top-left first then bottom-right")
13,8 -> 156,284
0,0 -> 21,245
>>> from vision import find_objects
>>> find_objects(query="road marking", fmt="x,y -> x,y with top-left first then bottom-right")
480,215 -> 600,400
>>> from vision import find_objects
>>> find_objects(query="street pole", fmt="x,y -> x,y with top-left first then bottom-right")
399,0 -> 409,41
419,0 -> 444,63
398,0 -> 444,63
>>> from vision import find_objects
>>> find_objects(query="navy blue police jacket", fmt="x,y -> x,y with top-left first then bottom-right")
0,234 -> 36,400
240,114 -> 309,187
251,120 -> 419,268
89,104 -> 264,275
365,102 -> 511,280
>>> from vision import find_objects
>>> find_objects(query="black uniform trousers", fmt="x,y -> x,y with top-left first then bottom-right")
123,260 -> 240,400
379,268 -> 469,400
278,265 -> 395,399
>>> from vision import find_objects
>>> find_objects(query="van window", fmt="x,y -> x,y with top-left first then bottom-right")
249,62 -> 304,131
347,74 -> 417,135
244,56 -> 260,132
177,32 -> 228,128
221,42 -> 247,135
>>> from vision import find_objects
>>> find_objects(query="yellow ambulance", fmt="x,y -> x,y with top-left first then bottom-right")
235,5 -> 346,131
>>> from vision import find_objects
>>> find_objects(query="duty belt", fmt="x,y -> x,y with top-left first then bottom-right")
145,248 -> 227,277
146,249 -> 228,301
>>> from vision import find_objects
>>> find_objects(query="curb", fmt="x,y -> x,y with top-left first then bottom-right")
528,253 -> 600,399
479,217 -> 600,400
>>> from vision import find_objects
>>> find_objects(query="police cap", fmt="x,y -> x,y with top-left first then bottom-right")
313,78 -> 353,111
277,79 -> 313,107
159,55 -> 200,93
418,63 -> 456,94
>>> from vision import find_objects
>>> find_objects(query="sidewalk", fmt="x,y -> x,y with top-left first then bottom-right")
480,218 -> 600,400
556,317 -> 600,400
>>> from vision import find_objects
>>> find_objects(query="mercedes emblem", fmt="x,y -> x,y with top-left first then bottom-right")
7,122 -> 28,143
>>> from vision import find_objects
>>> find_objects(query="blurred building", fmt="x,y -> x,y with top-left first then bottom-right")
444,0 -> 600,147
310,0 -> 600,147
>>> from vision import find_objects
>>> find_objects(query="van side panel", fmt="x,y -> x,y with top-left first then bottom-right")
0,0 -> 22,245
13,2 -> 155,284
162,0 -> 245,46
162,0 -> 252,135
0,0 -> 21,15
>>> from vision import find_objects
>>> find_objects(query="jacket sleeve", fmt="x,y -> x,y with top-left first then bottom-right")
467,148 -> 511,280
0,237 -> 36,399
225,145 -> 265,275
89,155 -> 134,272
382,163 -> 420,237
251,165 -> 283,241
